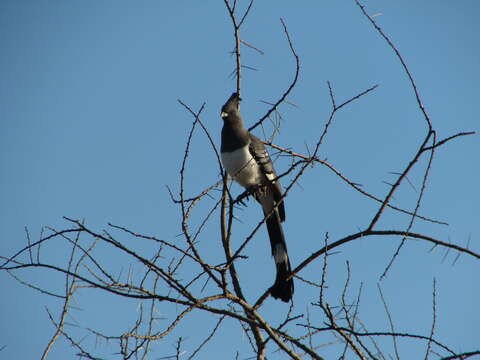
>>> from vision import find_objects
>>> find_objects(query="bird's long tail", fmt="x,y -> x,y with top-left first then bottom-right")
265,211 -> 294,302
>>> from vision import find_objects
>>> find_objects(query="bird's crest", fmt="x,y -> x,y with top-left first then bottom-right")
221,92 -> 241,118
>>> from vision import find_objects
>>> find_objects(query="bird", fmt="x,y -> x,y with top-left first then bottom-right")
220,92 -> 294,302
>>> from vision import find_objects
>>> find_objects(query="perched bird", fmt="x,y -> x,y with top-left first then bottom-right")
220,92 -> 294,302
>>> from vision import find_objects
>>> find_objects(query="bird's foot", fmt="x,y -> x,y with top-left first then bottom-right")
234,189 -> 252,207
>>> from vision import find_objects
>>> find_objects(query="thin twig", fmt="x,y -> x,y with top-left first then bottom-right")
249,18 -> 300,131
424,278 -> 437,360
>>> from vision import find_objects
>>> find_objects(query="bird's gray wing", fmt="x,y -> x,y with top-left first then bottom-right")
248,134 -> 285,222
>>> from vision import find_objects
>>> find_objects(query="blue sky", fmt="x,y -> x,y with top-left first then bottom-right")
1,1 -> 479,359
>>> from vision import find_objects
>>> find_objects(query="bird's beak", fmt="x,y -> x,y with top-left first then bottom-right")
220,111 -> 228,118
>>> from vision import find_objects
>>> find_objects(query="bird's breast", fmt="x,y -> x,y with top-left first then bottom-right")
221,146 -> 261,188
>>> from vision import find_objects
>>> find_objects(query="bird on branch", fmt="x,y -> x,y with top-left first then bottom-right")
220,92 -> 294,302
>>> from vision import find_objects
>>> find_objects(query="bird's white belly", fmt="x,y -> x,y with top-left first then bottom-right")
221,146 -> 261,188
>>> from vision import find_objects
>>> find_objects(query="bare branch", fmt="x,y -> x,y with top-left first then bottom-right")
249,18 -> 300,131
292,229 -> 480,281
424,278 -> 437,360
377,283 -> 400,360
354,0 -> 433,129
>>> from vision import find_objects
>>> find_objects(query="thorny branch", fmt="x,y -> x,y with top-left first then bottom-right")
249,18 -> 300,132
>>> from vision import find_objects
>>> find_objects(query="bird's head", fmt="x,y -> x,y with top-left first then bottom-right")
220,92 -> 241,120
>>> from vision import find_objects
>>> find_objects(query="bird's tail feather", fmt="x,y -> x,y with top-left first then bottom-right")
265,213 -> 294,302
